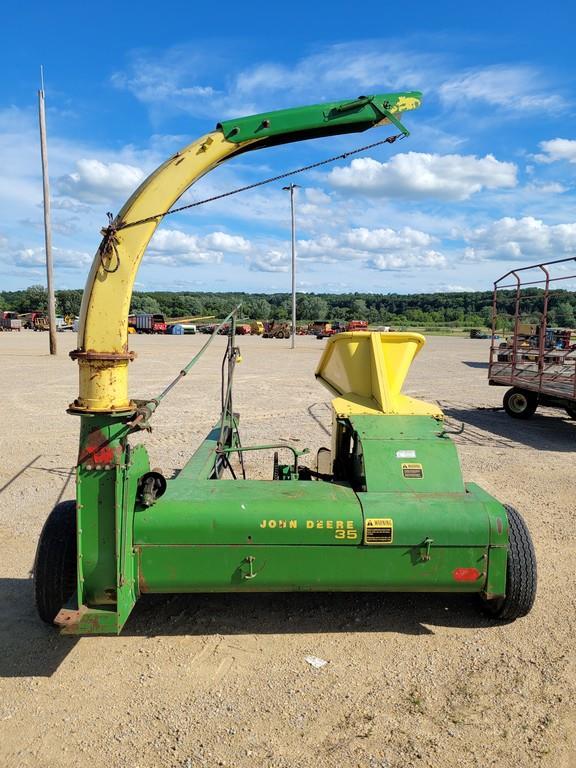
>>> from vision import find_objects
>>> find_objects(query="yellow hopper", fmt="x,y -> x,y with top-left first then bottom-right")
315,331 -> 442,418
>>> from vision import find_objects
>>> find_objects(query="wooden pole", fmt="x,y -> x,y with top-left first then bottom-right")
38,67 -> 57,355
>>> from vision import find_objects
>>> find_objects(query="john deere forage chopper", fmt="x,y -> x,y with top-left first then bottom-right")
34,92 -> 536,634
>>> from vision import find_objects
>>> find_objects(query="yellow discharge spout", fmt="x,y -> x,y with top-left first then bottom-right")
71,132 -> 249,413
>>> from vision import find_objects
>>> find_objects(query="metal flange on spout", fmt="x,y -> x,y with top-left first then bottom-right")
68,348 -> 137,413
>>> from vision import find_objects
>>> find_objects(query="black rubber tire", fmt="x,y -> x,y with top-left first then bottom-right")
34,500 -> 77,625
565,405 -> 576,420
483,504 -> 537,621
503,388 -> 538,419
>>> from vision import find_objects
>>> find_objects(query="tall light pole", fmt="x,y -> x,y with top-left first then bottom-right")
38,66 -> 57,355
282,183 -> 300,349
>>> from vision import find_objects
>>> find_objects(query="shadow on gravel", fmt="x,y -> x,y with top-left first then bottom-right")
125,591 -> 494,639
0,578 -> 78,679
443,404 -> 576,452
0,455 -> 42,494
462,361 -> 489,369
0,581 -> 495,677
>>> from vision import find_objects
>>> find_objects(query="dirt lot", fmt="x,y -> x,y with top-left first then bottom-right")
1,330 -> 575,768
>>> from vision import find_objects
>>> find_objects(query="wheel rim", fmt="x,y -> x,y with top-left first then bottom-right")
508,393 -> 528,413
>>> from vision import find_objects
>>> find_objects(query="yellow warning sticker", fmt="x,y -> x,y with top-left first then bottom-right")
365,518 -> 393,544
402,462 -> 423,479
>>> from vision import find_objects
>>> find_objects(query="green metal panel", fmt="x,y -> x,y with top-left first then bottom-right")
357,493 -> 490,546
76,414 -> 128,605
62,416 -> 150,634
176,425 -> 221,481
137,544 -> 488,593
135,479 -> 363,546
217,92 -> 421,145
350,415 -> 465,493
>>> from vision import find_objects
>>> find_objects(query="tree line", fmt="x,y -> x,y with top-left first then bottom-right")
2,283 -> 576,329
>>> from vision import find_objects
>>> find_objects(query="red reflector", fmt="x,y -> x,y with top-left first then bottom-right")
453,567 -> 480,582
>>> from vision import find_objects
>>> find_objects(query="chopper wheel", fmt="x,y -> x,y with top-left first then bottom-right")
34,500 -> 77,624
481,504 -> 537,621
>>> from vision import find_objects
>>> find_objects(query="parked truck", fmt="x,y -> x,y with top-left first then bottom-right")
20,312 -> 49,330
0,311 -> 22,332
128,313 -> 167,334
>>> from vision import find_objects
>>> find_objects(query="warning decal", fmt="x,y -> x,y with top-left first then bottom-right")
365,518 -> 393,544
402,462 -> 423,479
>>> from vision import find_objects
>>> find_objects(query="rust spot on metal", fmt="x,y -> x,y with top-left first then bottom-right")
54,604 -> 88,631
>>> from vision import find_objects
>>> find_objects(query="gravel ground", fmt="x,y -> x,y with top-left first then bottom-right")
0,330 -> 575,768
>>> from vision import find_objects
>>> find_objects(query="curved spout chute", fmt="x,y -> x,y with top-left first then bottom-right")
71,92 -> 422,413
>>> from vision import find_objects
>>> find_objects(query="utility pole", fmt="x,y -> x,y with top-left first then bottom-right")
282,183 -> 300,349
38,66 -> 57,355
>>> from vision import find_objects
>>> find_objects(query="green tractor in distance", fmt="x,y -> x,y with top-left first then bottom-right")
34,93 -> 536,634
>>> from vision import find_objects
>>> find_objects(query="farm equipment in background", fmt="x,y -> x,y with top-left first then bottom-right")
20,312 -> 49,331
489,256 -> 576,419
250,321 -> 265,335
346,320 -> 369,332
165,315 -> 216,335
128,313 -> 168,334
235,324 -> 252,335
57,315 -> 77,331
316,320 -> 346,339
0,311 -> 22,332
263,320 -> 292,339
32,91 -> 536,635
311,320 -> 332,337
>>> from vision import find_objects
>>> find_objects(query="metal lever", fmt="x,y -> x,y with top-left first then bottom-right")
421,538 -> 434,562
243,556 -> 257,580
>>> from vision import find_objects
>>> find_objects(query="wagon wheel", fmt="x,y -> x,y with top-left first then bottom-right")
503,388 -> 538,419
34,500 -> 77,625
482,504 -> 537,621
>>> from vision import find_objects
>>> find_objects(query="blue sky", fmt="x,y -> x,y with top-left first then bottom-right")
1,1 -> 575,294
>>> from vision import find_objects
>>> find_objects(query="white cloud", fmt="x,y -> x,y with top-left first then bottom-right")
111,44 -> 438,120
148,228 -> 250,266
6,246 -> 91,269
202,231 -> 250,252
297,226 -> 446,271
439,65 -> 568,113
248,249 -> 289,273
463,216 -> 576,262
329,152 -> 517,201
436,284 -> 476,293
56,159 -> 146,203
51,197 -> 92,213
344,226 -> 433,251
535,139 -> 576,164
111,45 -> 567,130
367,250 -> 445,271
